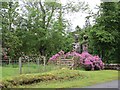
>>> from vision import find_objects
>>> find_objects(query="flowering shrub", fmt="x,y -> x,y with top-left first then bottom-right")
49,50 -> 64,61
64,51 -> 81,59
49,50 -> 104,71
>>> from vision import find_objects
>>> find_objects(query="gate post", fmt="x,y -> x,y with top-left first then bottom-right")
19,57 -> 22,74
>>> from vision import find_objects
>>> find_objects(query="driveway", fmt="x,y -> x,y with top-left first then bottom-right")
84,80 -> 119,88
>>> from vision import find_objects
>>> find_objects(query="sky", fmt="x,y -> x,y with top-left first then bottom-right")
19,0 -> 101,31
60,0 -> 101,31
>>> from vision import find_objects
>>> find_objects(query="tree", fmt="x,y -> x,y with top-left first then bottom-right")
89,2 -> 120,63
1,2 -> 22,59
1,0 -> 89,61
19,0 -> 89,57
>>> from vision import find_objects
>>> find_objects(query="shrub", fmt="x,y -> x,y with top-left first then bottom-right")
49,51 -> 104,71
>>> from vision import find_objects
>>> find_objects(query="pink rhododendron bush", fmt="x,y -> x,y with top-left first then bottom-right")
48,50 -> 104,71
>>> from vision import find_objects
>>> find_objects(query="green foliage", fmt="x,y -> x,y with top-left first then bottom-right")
1,1 -> 90,62
2,2 -> 22,59
1,1 -> 73,60
85,2 -> 120,63
72,2 -> 120,64
1,69 -> 85,88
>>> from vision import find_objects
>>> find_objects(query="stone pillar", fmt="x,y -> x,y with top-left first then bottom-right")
73,34 -> 81,53
82,35 -> 88,52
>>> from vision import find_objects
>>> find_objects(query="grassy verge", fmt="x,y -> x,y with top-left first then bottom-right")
16,70 -> 118,88
1,69 -> 118,88
1,69 -> 85,88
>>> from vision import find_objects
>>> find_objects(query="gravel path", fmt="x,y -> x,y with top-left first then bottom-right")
84,80 -> 119,88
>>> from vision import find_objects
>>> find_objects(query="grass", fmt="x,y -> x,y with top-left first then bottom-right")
21,70 -> 118,88
6,70 -> 119,88
0,64 -> 119,88
0,63 -> 62,80
1,69 -> 85,88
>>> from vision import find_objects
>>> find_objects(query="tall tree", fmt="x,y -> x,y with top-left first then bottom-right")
1,0 -> 89,61
1,2 -> 22,59
89,2 -> 120,63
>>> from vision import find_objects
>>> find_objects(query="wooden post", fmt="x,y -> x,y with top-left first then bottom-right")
19,57 -> 22,74
72,57 -> 74,70
37,57 -> 40,72
59,57 -> 61,69
8,57 -> 11,65
43,56 -> 46,71
28,57 -> 30,73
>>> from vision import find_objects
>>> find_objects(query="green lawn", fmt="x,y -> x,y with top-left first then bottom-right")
14,70 -> 118,88
0,64 -> 62,80
0,64 -> 119,88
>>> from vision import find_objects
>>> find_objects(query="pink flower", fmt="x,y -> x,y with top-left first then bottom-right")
49,50 -> 104,70
84,59 -> 92,65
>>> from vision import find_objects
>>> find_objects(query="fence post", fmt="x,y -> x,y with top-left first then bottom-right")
59,57 -> 61,68
28,57 -> 30,73
37,57 -> 40,72
43,56 -> 46,71
19,57 -> 22,74
8,57 -> 11,65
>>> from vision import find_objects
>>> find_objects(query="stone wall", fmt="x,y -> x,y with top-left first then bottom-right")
104,64 -> 120,70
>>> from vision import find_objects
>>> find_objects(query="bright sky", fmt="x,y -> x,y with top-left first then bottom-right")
61,0 -> 101,31
19,0 -> 101,31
